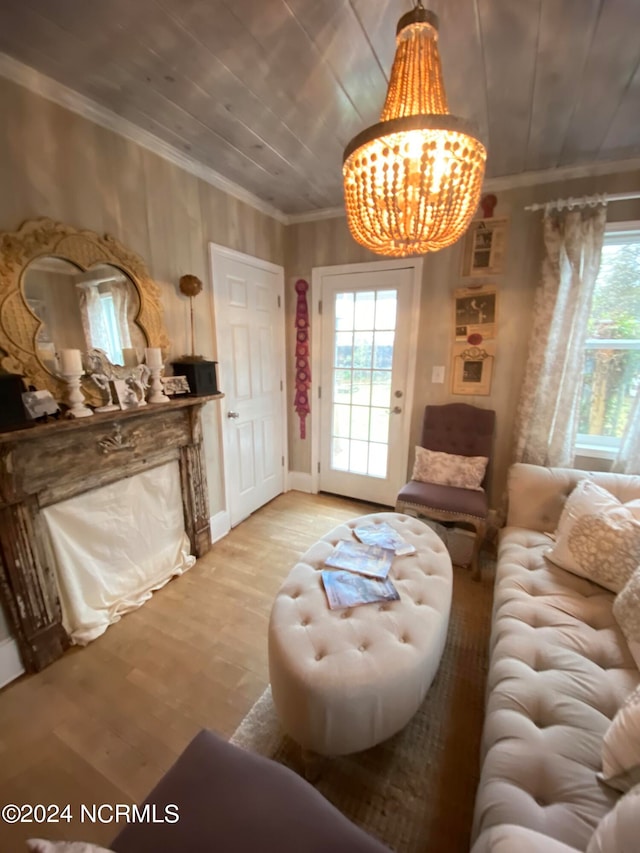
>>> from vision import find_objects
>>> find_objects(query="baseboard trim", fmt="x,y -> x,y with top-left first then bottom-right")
210,510 -> 231,543
287,472 -> 315,493
0,637 -> 25,689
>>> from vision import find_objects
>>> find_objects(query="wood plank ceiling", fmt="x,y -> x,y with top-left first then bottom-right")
0,0 -> 639,216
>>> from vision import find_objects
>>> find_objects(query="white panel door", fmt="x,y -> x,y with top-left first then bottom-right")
318,265 -> 418,506
211,245 -> 285,526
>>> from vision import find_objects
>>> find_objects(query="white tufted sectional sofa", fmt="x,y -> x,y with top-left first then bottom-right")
471,463 -> 640,853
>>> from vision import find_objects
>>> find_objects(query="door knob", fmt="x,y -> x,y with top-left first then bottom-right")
227,411 -> 240,419
392,406 -> 402,414
394,390 -> 403,398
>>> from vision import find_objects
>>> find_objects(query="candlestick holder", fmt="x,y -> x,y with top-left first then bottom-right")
147,366 -> 170,404
63,371 -> 94,418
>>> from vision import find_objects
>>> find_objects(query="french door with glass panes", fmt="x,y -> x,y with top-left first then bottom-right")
318,266 -> 416,506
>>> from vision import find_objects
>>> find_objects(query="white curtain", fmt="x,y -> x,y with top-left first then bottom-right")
108,280 -> 132,349
77,283 -> 111,354
513,205 -> 607,467
614,390 -> 640,473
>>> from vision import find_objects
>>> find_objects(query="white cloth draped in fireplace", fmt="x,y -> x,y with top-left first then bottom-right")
41,460 -> 195,645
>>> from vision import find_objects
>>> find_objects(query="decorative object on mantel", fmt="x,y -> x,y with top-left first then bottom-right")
145,347 -> 170,403
21,389 -> 60,421
161,375 -> 191,396
294,278 -> 311,439
0,371 -> 29,430
342,0 -> 486,257
86,348 -> 149,411
172,273 -> 219,397
179,274 -> 203,358
60,348 -> 93,418
0,217 -> 170,407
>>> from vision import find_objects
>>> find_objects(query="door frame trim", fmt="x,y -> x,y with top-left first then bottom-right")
310,257 -> 423,498
209,243 -> 288,522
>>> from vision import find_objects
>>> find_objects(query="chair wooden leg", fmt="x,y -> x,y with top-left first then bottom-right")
471,522 -> 486,582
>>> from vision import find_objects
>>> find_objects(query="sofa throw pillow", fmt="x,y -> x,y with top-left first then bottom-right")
600,683 -> 640,793
586,782 -> 640,853
546,479 -> 640,592
411,447 -> 488,491
613,566 -> 640,669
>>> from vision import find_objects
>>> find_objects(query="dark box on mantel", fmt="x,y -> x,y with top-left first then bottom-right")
0,373 -> 29,430
171,360 -> 219,396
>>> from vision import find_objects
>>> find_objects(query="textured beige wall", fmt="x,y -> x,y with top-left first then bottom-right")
284,171 -> 640,507
0,76 -> 285,516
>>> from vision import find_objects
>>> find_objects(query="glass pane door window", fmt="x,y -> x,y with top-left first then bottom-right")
330,290 -> 397,478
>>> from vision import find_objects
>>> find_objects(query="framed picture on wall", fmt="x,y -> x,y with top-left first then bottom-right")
451,343 -> 495,396
454,284 -> 497,341
461,218 -> 509,277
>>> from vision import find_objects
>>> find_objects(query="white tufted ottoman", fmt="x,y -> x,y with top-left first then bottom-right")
268,512 -> 453,759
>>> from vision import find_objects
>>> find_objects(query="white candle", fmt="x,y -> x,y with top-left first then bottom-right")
145,347 -> 163,368
59,348 -> 83,374
122,347 -> 139,367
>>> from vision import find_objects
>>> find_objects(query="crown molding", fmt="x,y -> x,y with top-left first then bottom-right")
482,157 -> 640,193
0,51 -> 289,225
285,206 -> 346,225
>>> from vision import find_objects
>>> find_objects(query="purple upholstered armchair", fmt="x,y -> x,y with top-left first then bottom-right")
395,403 -> 495,579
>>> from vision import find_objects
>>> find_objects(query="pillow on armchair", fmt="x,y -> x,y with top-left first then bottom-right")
411,447 -> 488,491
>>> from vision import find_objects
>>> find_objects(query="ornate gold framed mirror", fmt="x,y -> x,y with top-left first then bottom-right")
0,218 -> 170,405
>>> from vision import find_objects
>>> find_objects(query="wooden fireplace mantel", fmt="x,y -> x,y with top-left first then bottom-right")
0,394 -> 223,673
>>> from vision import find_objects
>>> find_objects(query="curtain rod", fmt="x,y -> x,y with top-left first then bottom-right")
524,190 -> 640,212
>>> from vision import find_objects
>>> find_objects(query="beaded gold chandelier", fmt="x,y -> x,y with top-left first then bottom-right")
342,1 -> 487,258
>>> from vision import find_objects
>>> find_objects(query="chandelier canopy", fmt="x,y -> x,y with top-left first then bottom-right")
342,2 -> 487,258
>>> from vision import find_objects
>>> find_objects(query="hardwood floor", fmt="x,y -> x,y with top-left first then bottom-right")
0,491 -> 383,849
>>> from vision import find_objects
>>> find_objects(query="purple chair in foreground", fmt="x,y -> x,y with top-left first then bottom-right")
395,404 -> 496,579
111,729 -> 390,853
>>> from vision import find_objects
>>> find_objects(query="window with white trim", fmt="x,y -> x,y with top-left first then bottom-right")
576,222 -> 640,457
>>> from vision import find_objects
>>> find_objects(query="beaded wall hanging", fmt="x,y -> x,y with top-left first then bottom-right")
294,279 -> 311,439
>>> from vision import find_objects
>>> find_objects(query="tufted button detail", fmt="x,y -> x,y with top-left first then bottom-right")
358,644 -> 368,652
315,652 -> 325,661
378,604 -> 388,612
341,610 -> 352,619
300,618 -> 310,627
290,591 -> 300,599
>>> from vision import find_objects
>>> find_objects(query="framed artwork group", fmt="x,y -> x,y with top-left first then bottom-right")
450,214 -> 508,397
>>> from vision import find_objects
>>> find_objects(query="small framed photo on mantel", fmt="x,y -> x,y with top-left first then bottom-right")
461,217 -> 509,278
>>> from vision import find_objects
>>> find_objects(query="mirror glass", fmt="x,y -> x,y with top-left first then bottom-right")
23,257 -> 147,372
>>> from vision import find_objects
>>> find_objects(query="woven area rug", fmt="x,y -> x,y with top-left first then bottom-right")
230,558 -> 494,853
